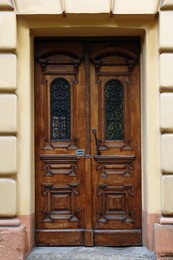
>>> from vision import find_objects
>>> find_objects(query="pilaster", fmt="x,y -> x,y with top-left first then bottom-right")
0,1 -> 25,259
154,1 -> 173,258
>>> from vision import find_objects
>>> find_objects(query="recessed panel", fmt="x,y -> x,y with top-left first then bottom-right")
106,193 -> 125,212
41,183 -> 80,223
97,184 -> 134,224
51,193 -> 71,212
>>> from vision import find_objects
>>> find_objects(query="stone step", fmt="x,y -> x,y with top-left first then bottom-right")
27,246 -> 156,260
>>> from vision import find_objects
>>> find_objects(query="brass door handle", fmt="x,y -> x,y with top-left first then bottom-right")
92,129 -> 101,155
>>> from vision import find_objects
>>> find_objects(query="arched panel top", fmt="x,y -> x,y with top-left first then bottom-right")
36,48 -> 83,60
50,77 -> 70,88
91,47 -> 138,61
36,48 -> 82,74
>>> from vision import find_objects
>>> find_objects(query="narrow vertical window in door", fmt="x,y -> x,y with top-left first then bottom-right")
105,79 -> 124,140
50,78 -> 71,141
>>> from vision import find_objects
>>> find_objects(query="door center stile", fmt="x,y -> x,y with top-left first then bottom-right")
84,42 -> 94,245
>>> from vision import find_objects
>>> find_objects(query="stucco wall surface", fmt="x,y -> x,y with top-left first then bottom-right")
154,0 -> 173,258
0,1 -> 17,219
0,2 -> 25,259
159,3 -> 173,215
14,0 -> 160,14
16,15 -> 161,217
0,0 -> 172,257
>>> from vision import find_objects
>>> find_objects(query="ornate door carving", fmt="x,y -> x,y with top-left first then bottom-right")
35,38 -> 141,246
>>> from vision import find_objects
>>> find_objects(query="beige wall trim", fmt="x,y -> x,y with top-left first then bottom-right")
0,0 -> 14,11
14,0 -> 160,14
157,2 -> 173,258
0,178 -> 17,217
161,134 -> 173,173
159,217 -> 173,224
0,218 -> 21,226
19,214 -> 35,254
142,211 -> 160,250
161,175 -> 173,215
161,0 -> 173,10
0,54 -> 17,90
0,12 -> 16,50
159,11 -> 173,52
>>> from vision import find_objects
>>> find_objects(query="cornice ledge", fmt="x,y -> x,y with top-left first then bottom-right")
159,216 -> 173,224
160,0 -> 173,10
0,0 -> 14,11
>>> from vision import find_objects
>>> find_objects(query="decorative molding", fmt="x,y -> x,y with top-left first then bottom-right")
36,49 -> 82,83
0,218 -> 21,226
40,154 -> 79,163
15,0 -> 160,14
94,155 -> 135,162
159,217 -> 173,224
91,47 -> 138,61
39,58 -> 81,83
97,139 -> 134,153
40,154 -> 79,177
91,47 -> 138,76
91,46 -> 138,151
42,137 -> 79,151
36,49 -> 83,60
97,183 -> 135,223
96,162 -> 134,179
41,182 -> 80,223
37,49 -> 82,151
94,155 -> 135,178
64,0 -> 110,14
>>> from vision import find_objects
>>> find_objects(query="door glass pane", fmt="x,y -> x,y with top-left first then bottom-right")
105,79 -> 123,140
50,78 -> 70,141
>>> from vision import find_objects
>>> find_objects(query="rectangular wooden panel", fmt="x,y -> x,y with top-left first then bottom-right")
36,229 -> 85,246
94,230 -> 142,246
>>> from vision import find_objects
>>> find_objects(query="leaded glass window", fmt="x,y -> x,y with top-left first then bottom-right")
105,79 -> 124,140
50,78 -> 70,141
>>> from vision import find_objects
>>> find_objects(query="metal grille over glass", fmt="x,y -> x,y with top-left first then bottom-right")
105,79 -> 124,140
50,78 -> 70,141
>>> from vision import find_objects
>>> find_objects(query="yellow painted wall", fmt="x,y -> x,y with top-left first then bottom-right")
16,15 -> 160,215
4,0 -> 173,255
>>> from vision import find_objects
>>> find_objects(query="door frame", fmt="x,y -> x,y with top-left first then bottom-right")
34,38 -> 142,246
17,15 -> 161,252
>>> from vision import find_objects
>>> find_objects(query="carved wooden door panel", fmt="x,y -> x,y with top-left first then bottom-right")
35,38 -> 141,246
90,41 -> 141,245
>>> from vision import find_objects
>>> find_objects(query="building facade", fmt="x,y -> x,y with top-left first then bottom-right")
0,0 -> 173,259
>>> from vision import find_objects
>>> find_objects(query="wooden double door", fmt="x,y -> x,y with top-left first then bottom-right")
35,38 -> 141,246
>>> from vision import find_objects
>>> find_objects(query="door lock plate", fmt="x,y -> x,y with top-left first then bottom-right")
76,149 -> 85,156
